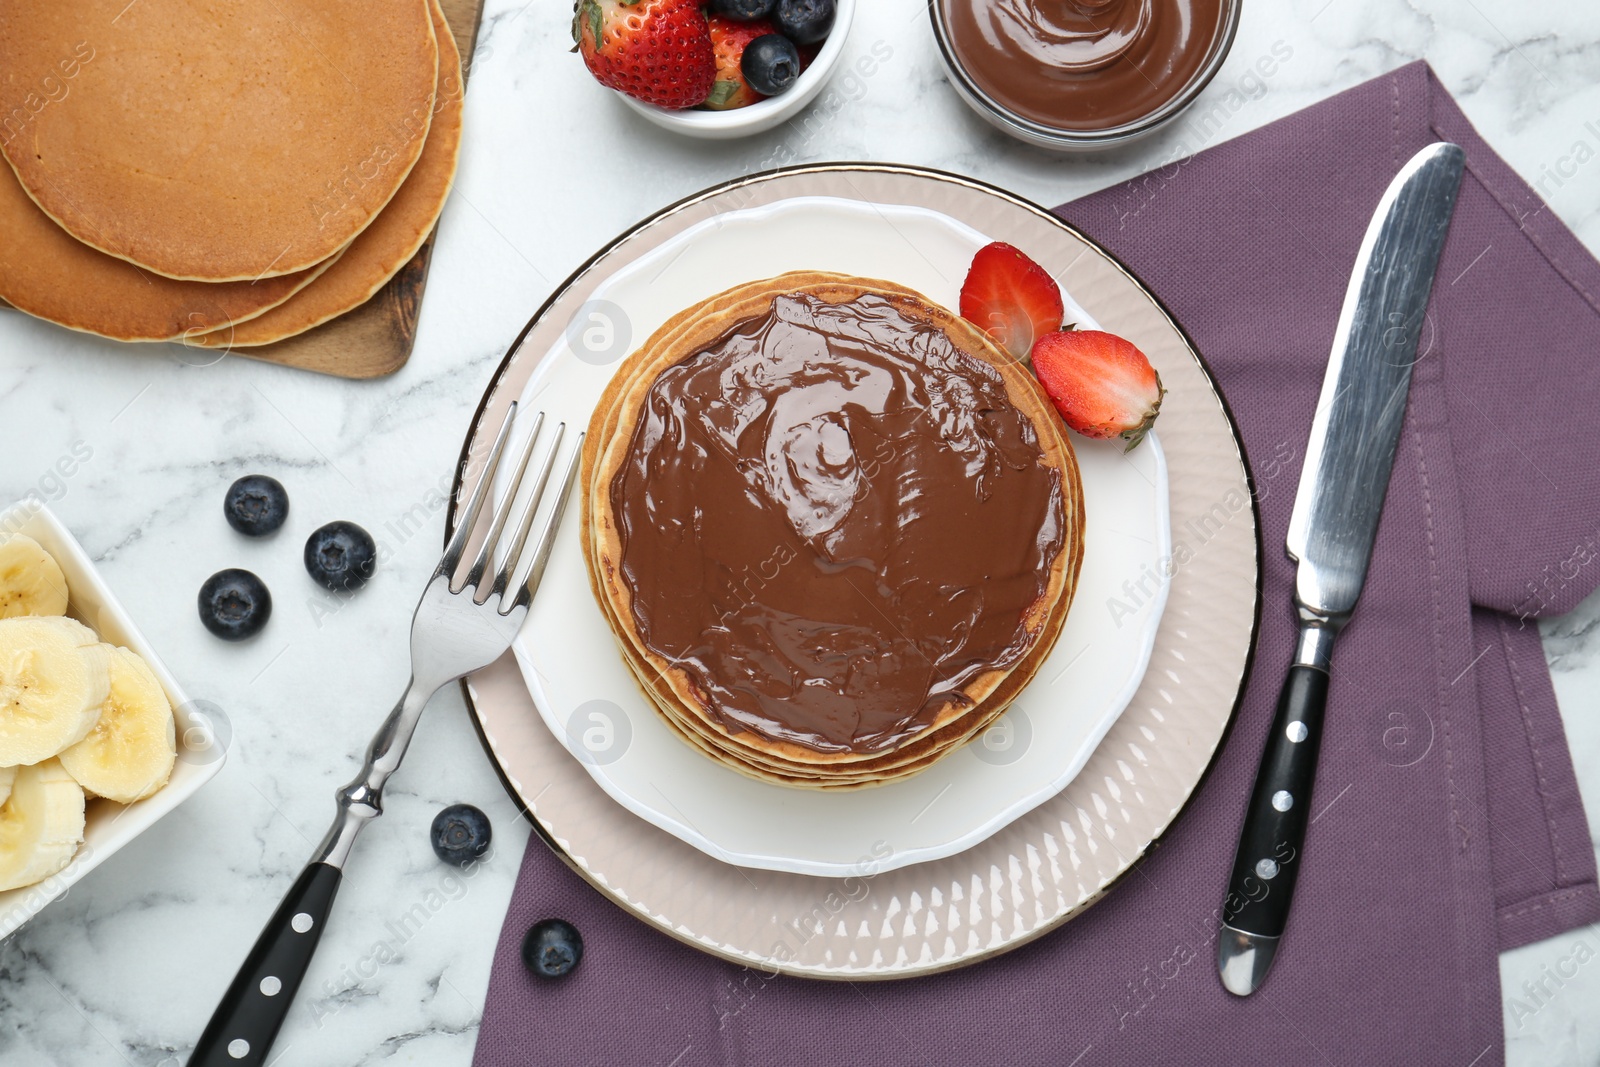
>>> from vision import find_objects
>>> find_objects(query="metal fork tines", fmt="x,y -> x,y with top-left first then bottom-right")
189,402 -> 582,1067
324,401 -> 583,865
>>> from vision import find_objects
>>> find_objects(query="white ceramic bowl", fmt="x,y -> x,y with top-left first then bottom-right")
617,0 -> 855,139
0,500 -> 226,939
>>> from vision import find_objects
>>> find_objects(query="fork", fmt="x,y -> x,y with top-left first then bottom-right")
189,403 -> 583,1067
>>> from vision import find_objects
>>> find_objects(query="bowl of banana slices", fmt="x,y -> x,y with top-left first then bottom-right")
0,500 -> 225,938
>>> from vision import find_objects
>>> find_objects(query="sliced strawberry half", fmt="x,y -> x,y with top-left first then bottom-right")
703,15 -> 771,110
573,0 -> 716,110
958,241 -> 1065,361
1030,329 -> 1165,451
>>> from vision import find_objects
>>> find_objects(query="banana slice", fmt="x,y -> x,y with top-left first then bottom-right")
0,759 -> 85,892
0,535 -> 69,619
0,616 -> 112,766
59,647 -> 175,804
0,766 -> 15,806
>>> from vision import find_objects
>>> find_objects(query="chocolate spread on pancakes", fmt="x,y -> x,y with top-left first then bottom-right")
610,292 -> 1065,755
943,0 -> 1228,132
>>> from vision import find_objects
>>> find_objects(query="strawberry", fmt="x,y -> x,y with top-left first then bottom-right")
958,241 -> 1065,361
702,16 -> 771,111
1030,330 -> 1165,451
572,0 -> 716,110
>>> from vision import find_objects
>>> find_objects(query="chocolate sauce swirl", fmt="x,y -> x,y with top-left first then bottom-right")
611,292 -> 1065,754
944,0 -> 1228,132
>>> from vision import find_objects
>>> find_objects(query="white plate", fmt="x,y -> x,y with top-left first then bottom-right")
502,197 -> 1171,876
0,501 -> 226,939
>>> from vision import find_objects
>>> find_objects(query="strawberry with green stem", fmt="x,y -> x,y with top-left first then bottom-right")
573,0 -> 716,109
1031,330 -> 1165,451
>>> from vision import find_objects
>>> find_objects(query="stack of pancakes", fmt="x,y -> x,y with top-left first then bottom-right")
583,273 -> 1085,789
0,0 -> 463,347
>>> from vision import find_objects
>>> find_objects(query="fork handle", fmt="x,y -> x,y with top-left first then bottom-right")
190,680 -> 431,1064
189,862 -> 342,1065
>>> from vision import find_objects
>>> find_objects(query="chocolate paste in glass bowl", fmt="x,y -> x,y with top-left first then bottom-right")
943,0 -> 1229,132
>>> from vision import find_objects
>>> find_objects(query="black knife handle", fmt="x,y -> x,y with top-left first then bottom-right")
1222,664 -> 1329,938
189,862 -> 342,1066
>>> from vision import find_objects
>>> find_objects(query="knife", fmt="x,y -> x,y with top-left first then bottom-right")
1216,141 -> 1465,996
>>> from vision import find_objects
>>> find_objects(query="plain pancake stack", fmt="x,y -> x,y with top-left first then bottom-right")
583,273 -> 1085,789
0,0 -> 463,346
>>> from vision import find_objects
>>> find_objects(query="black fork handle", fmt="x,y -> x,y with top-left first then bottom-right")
189,862 -> 342,1066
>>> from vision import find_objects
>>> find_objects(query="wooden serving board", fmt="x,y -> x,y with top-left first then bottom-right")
0,0 -> 487,378
242,0 -> 488,378
0,0 -> 487,377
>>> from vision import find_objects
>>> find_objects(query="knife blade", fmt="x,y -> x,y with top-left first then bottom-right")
1216,141 -> 1466,997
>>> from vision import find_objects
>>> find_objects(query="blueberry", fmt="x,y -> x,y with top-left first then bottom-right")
303,521 -> 377,592
774,0 -> 834,44
741,34 -> 801,96
522,918 -> 584,980
223,475 -> 289,536
198,569 -> 271,641
709,0 -> 775,17
430,804 -> 492,866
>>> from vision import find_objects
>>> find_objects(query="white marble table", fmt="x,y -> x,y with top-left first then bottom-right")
1,1 -> 1597,1063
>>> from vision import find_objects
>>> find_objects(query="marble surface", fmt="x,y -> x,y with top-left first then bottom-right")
1,0 -> 1598,1063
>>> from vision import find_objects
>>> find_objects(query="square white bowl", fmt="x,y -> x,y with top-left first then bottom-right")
0,500 -> 226,940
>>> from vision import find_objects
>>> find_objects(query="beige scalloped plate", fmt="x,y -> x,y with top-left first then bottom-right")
454,165 -> 1261,980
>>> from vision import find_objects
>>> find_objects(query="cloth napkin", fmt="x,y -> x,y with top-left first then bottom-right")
474,61 -> 1600,1066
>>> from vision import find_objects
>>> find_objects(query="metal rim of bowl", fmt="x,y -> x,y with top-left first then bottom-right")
929,0 -> 1244,151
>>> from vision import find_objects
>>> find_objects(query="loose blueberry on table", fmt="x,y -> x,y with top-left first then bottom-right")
303,520 -> 377,592
222,474 -> 289,536
198,568 -> 272,641
573,0 -> 835,112
523,918 -> 585,980
430,803 -> 492,866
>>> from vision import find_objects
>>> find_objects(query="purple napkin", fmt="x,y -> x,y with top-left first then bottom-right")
474,62 -> 1600,1066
